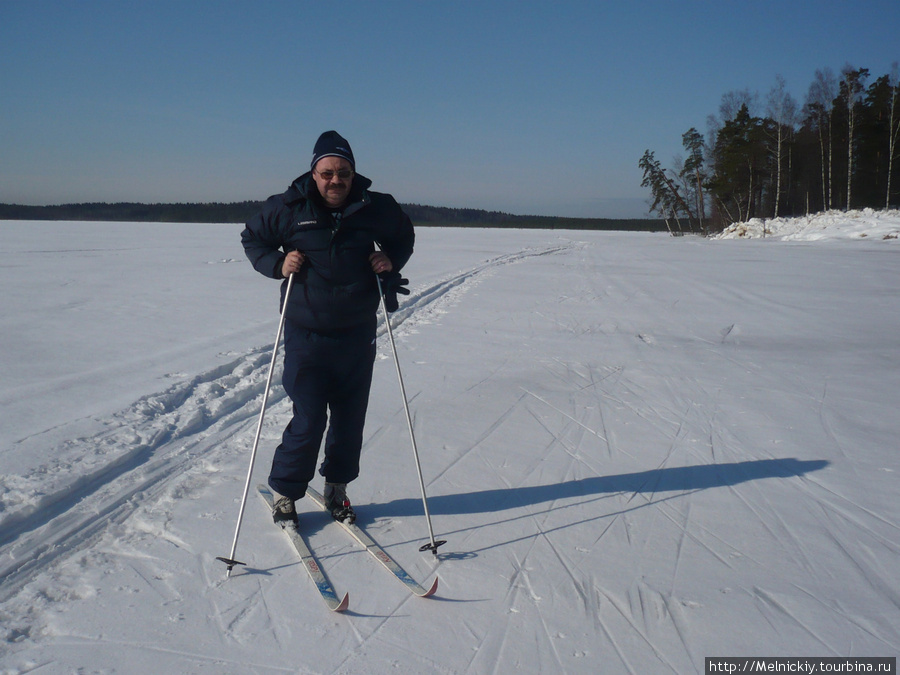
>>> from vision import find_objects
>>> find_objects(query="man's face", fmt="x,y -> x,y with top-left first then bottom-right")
312,156 -> 354,208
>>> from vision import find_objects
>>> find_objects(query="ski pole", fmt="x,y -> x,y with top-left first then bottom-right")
217,272 -> 295,577
375,267 -> 446,557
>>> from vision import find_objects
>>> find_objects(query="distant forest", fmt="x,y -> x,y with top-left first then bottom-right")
641,64 -> 900,235
0,201 -> 665,232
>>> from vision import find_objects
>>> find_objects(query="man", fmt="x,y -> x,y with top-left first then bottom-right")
241,130 -> 414,524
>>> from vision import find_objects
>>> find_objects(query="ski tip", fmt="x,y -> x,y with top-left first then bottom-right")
419,576 -> 439,598
333,592 -> 350,612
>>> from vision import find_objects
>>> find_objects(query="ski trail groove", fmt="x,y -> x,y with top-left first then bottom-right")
0,242 -> 572,605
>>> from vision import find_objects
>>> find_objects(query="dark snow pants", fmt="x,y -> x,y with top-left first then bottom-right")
268,320 -> 376,500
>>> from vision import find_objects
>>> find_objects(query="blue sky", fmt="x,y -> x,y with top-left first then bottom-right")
2,1 -> 898,218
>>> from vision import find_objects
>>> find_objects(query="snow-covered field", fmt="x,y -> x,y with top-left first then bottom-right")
1,211 -> 899,674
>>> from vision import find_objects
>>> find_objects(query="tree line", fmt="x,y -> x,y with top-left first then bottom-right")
0,201 -> 665,232
0,201 -> 263,224
640,64 -> 900,234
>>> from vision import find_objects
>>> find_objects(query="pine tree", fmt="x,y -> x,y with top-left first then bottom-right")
639,150 -> 693,235
681,128 -> 708,233
709,104 -> 768,223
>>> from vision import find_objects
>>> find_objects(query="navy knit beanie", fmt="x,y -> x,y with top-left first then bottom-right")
311,130 -> 355,170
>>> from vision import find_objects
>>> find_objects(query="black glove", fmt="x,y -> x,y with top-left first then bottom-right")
379,270 -> 409,312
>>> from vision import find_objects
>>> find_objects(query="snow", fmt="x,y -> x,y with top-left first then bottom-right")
716,208 -> 900,242
1,214 -> 899,674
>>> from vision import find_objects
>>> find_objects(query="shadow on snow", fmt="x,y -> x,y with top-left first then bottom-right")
363,458 -> 829,554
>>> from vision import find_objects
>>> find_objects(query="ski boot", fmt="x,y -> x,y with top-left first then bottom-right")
324,482 -> 356,524
271,490 -> 298,525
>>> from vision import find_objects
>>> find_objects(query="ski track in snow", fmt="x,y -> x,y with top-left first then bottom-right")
416,231 -> 899,671
3,221 -> 899,672
0,243 -> 572,607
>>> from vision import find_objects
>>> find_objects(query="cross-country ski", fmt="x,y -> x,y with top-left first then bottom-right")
305,486 -> 438,597
257,485 -> 349,612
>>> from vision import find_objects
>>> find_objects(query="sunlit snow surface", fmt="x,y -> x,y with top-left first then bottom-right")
1,213 -> 898,673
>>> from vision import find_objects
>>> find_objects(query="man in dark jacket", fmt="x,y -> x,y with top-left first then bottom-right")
241,130 -> 414,524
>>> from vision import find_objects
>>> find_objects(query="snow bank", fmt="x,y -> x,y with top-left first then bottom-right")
717,208 -> 900,242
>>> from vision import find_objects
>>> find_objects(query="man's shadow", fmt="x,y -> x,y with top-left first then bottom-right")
362,458 -> 829,552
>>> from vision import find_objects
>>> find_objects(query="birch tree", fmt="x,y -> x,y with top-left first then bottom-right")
840,66 -> 869,210
766,75 -> 797,217
804,68 -> 837,210
888,63 -> 900,208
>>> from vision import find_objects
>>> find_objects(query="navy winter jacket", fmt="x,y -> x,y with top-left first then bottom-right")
241,172 -> 415,334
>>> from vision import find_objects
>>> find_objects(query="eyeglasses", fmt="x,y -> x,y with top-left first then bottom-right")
315,168 -> 354,181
